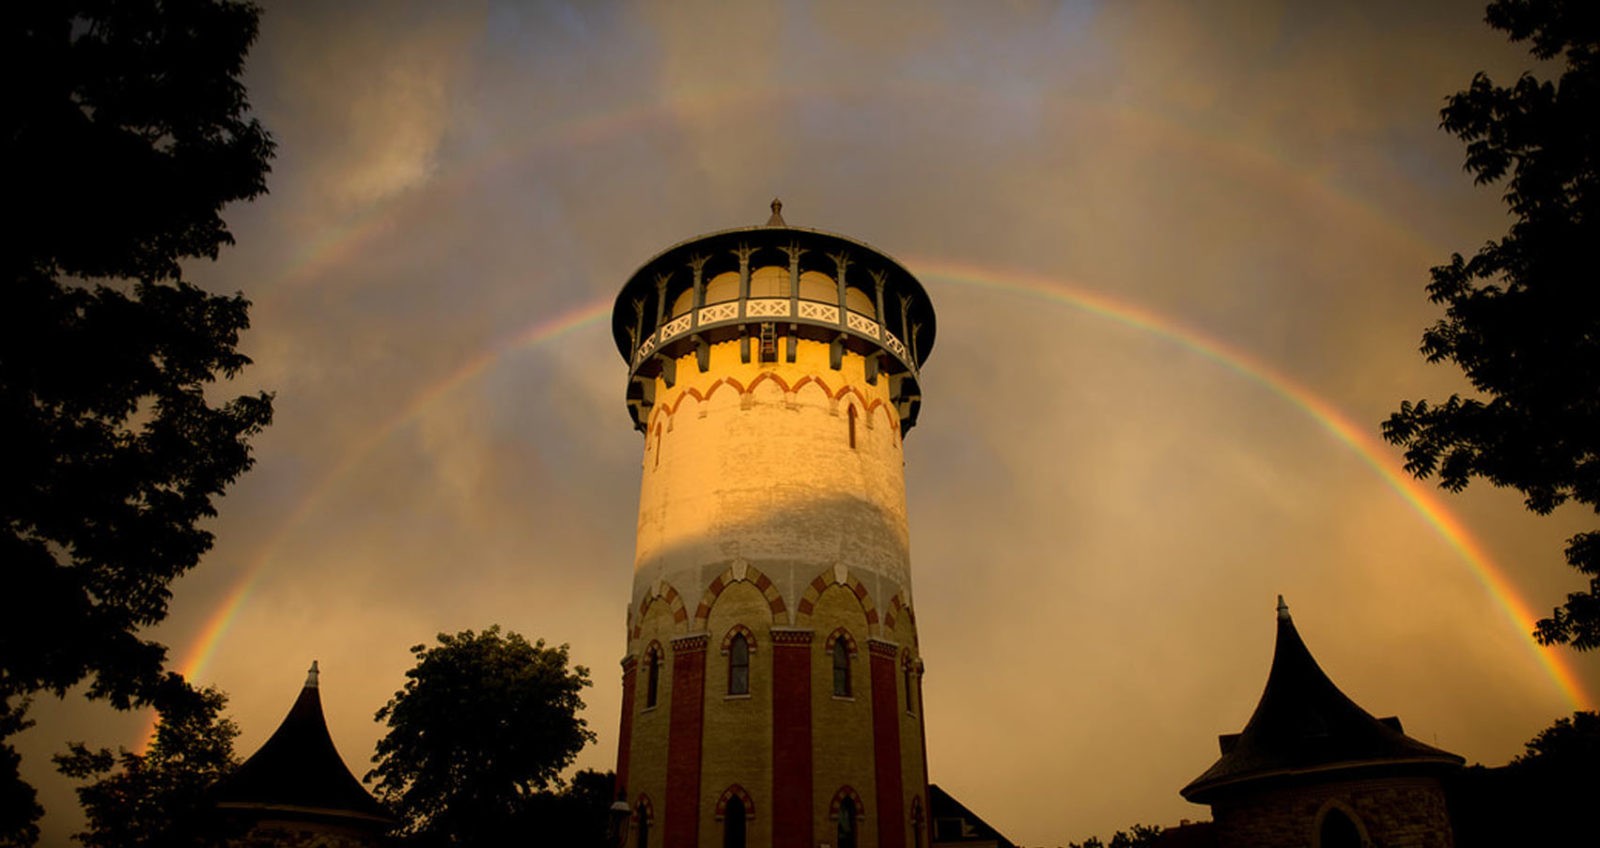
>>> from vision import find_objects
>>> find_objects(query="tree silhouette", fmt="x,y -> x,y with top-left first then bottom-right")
54,682 -> 242,848
367,627 -> 596,847
3,1 -> 273,839
1383,0 -> 1600,649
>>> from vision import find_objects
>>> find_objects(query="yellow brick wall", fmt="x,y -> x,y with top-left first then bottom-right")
810,585 -> 879,847
698,582 -> 775,848
629,596 -> 679,848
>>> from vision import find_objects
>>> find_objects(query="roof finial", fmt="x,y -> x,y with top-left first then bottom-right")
1276,595 -> 1291,622
305,660 -> 320,689
766,197 -> 786,226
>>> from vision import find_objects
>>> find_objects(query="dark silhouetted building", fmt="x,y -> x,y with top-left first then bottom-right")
214,662 -> 392,847
1180,598 -> 1463,848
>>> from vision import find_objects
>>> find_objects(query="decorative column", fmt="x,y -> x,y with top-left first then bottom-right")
665,634 -> 707,848
771,628 -> 815,848
869,639 -> 905,848
616,656 -> 638,800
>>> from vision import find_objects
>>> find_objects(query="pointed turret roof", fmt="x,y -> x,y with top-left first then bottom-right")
1181,598 -> 1462,803
214,662 -> 392,826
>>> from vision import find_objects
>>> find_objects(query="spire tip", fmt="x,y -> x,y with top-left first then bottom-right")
766,198 -> 786,226
1276,595 -> 1291,621
305,660 -> 320,689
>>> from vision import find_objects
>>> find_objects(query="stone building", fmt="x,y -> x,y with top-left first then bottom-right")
1180,599 -> 1464,848
609,202 -> 936,848
213,662 -> 392,847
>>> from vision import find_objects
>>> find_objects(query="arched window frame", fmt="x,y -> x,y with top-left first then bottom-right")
910,796 -> 926,848
847,403 -> 858,449
901,650 -> 917,715
715,784 -> 756,848
644,642 -> 663,709
721,625 -> 756,697
829,786 -> 864,848
1313,800 -> 1369,848
826,628 -> 857,698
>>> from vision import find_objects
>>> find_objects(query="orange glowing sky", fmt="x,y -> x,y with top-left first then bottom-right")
19,2 -> 1599,845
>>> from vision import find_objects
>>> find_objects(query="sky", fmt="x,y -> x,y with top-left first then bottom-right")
18,1 -> 1600,845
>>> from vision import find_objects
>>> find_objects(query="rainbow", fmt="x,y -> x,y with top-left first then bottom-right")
911,257 -> 1593,711
165,260 -> 1592,715
144,84 -> 1592,748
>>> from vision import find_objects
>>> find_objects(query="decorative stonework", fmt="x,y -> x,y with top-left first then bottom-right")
883,331 -> 907,359
714,784 -> 757,821
644,370 -> 902,443
846,311 -> 880,336
631,581 -> 688,640
797,301 -> 839,322
744,298 -> 790,318
698,302 -> 738,324
659,314 -> 692,340
795,568 -> 880,632
694,562 -> 788,628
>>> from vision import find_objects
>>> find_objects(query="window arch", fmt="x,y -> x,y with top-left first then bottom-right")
1315,805 -> 1365,848
716,784 -> 755,848
728,632 -> 750,695
829,787 -> 864,848
832,638 -> 852,697
644,643 -> 663,709
902,650 -> 917,715
826,628 -> 857,698
723,796 -> 746,848
749,265 -> 790,298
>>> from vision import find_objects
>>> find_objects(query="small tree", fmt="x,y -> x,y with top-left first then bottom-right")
54,681 -> 241,848
367,627 -> 596,847
1382,0 -> 1600,648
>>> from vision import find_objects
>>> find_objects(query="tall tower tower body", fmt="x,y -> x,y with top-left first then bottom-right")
611,204 -> 936,848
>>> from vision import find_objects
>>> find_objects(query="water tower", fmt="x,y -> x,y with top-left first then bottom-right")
610,201 -> 937,848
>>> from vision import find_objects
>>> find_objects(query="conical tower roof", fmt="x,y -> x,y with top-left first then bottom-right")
1181,598 -> 1462,803
214,662 -> 392,826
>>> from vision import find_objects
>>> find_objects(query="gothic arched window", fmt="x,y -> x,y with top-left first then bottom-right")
645,647 -> 661,709
832,638 -> 852,697
728,633 -> 750,696
723,796 -> 746,848
1318,808 -> 1362,848
837,796 -> 858,848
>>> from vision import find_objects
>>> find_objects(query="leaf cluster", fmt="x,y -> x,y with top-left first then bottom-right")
366,627 -> 597,847
1065,823 -> 1163,848
1382,0 -> 1600,648
53,682 -> 241,848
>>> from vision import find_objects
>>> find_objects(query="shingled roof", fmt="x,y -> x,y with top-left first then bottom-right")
1181,598 -> 1462,804
213,662 -> 392,827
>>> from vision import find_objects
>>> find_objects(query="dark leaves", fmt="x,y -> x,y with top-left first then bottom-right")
1384,0 -> 1600,648
366,627 -> 597,847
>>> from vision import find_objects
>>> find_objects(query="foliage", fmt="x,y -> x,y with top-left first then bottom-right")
522,769 -> 618,848
1382,0 -> 1600,648
1066,823 -> 1163,848
2,0 -> 273,839
367,627 -> 597,847
1513,709 -> 1600,765
53,682 -> 241,848
1448,711 -> 1600,846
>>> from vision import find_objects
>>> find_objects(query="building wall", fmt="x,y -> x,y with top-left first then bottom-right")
619,336 -> 927,848
1211,775 -> 1454,848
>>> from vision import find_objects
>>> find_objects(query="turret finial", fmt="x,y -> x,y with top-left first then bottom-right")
766,198 -> 786,226
305,660 -> 320,689
1276,595 -> 1291,621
